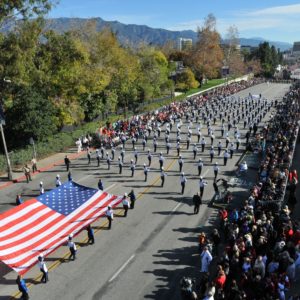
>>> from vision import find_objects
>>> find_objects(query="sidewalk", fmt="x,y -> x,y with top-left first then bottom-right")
0,148 -> 86,190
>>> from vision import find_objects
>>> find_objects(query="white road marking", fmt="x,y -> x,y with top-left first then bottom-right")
202,169 -> 209,177
171,202 -> 182,213
104,184 -> 116,192
76,172 -> 97,183
108,254 -> 135,283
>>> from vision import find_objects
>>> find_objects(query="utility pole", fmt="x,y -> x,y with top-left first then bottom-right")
29,137 -> 37,159
0,122 -> 13,180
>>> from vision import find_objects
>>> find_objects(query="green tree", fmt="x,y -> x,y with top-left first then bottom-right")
137,46 -> 171,100
6,88 -> 58,146
0,0 -> 53,26
249,42 -> 282,77
176,68 -> 199,92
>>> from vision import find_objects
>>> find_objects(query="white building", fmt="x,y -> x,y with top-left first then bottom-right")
177,38 -> 193,51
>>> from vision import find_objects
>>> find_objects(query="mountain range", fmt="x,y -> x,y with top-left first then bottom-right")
1,17 -> 293,51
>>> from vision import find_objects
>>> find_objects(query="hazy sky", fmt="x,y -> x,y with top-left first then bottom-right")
49,0 -> 300,43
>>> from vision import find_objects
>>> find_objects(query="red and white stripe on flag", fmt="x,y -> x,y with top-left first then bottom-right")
0,191 -> 122,275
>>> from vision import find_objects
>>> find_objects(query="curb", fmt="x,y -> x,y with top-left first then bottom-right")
0,150 -> 87,191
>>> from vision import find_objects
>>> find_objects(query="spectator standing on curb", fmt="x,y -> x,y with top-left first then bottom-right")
86,224 -> 95,244
68,234 -> 77,261
75,138 -> 82,153
23,164 -> 32,183
106,206 -> 113,229
200,246 -> 212,273
38,254 -> 48,283
64,155 -> 71,171
211,229 -> 220,256
16,275 -> 29,300
31,157 -> 37,173
192,192 -> 202,214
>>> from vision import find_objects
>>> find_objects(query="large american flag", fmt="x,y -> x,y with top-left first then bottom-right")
0,181 -> 122,275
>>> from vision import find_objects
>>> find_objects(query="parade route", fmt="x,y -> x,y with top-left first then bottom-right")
0,83 -> 291,300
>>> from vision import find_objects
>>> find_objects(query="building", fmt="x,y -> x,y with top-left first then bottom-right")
177,38 -> 193,51
292,42 -> 300,56
283,42 -> 300,64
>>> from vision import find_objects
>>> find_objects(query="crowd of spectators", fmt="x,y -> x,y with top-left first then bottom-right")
196,87 -> 300,300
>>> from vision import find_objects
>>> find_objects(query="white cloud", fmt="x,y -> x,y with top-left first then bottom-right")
246,3 -> 300,16
168,19 -> 202,31
168,3 -> 300,42
217,17 -> 284,34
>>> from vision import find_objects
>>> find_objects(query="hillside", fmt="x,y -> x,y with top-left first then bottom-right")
1,17 -> 292,51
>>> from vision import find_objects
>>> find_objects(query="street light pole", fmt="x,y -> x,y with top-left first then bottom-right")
29,137 -> 37,158
0,123 -> 13,180
1,77 -> 13,180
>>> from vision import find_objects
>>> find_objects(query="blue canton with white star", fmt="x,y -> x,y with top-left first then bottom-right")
37,181 -> 98,216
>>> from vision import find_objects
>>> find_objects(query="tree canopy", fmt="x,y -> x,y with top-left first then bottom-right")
189,14 -> 224,79
0,9 -> 279,149
0,0 -> 53,25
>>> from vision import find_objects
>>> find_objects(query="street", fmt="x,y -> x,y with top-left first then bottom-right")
0,83 -> 291,300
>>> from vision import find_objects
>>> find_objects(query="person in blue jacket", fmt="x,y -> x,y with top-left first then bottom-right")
16,195 -> 23,206
16,275 -> 29,300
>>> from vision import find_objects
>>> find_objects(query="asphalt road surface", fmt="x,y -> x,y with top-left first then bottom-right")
0,83 -> 291,300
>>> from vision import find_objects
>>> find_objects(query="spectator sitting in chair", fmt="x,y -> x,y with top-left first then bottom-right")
240,161 -> 248,173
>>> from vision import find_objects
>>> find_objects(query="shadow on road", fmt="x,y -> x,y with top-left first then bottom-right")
143,224 -> 214,300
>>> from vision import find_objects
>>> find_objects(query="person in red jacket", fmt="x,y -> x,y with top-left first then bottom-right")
215,265 -> 226,290
289,169 -> 298,184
